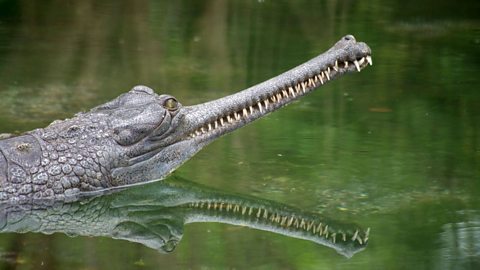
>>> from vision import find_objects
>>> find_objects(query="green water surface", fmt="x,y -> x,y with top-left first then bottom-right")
0,0 -> 479,269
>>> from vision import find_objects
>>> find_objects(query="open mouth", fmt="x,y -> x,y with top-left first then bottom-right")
184,35 -> 372,141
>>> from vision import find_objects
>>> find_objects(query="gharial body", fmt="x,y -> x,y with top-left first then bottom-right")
0,35 -> 372,202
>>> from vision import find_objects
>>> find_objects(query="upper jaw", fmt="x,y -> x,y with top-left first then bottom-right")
173,35 -> 372,144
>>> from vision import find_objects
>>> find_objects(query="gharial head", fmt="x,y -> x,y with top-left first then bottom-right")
86,35 -> 372,188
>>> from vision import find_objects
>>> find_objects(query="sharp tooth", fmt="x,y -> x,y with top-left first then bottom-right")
301,82 -> 306,93
289,86 -> 296,95
220,118 -> 225,126
249,106 -> 254,114
352,230 -> 359,241
332,233 -> 336,243
208,123 -> 212,131
201,127 -> 206,133
195,130 -> 201,136
264,99 -> 269,109
276,93 -> 282,101
271,95 -> 277,103
309,78 -> 316,87
227,115 -> 232,123
334,60 -> 339,71
314,75 -> 319,83
357,236 -> 363,245
243,108 -> 248,117
242,206 -> 247,215
275,215 -> 281,223
289,87 -> 296,97
214,120 -> 218,129
316,223 -> 323,235
300,219 -> 306,229
307,221 -> 314,231
325,71 -> 330,80
327,67 -> 331,74
295,84 -> 301,93
293,218 -> 299,228
344,61 -> 349,68
258,102 -> 263,113
191,133 -> 196,138
354,60 -> 361,72
318,74 -> 324,84
234,112 -> 240,120
282,89 -> 288,98
287,217 -> 294,227
366,55 -> 373,66
358,57 -> 365,65
280,216 -> 287,226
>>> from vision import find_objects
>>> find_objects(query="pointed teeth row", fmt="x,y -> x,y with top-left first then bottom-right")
189,55 -> 372,138
187,201 -> 369,245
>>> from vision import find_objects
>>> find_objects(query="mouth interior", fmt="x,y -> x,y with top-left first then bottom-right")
188,55 -> 372,139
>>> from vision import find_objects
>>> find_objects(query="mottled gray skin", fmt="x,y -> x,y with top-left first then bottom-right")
0,35 -> 372,202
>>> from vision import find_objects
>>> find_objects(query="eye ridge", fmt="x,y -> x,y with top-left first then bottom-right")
163,98 -> 178,111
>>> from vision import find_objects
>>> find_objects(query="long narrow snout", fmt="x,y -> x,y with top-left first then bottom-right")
179,35 -> 372,143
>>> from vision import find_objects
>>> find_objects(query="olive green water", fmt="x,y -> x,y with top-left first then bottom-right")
0,0 -> 479,269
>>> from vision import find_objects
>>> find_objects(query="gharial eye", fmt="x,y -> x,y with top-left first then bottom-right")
163,98 -> 178,111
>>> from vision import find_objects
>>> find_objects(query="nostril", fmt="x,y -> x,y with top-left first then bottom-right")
343,35 -> 356,41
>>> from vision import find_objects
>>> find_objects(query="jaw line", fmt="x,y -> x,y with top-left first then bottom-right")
178,35 -> 372,145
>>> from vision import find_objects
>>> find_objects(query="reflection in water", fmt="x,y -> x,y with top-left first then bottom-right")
0,0 -> 478,268
436,211 -> 480,269
0,177 -> 368,258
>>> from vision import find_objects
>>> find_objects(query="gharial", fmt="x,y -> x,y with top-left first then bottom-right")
0,35 -> 372,202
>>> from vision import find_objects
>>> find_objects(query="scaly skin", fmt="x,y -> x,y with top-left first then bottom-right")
0,114 -> 121,201
0,35 -> 372,202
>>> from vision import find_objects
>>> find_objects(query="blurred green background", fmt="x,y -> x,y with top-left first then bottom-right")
0,0 -> 479,269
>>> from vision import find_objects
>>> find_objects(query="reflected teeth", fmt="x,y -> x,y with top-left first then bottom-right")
188,55 -> 372,138
188,201 -> 369,245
